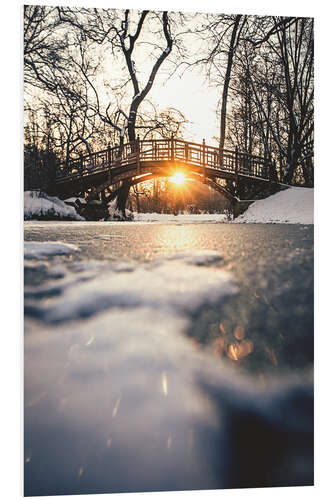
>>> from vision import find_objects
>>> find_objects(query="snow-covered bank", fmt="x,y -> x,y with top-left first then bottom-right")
132,211 -> 229,223
24,187 -> 313,224
233,187 -> 314,224
24,190 -> 84,221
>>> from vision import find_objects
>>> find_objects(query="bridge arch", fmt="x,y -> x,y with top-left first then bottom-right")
48,137 -> 280,212
94,165 -> 238,205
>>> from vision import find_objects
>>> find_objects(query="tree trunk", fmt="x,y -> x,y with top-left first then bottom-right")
219,15 -> 242,154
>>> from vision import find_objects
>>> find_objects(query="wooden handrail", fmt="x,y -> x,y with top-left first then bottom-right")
56,137 -> 277,183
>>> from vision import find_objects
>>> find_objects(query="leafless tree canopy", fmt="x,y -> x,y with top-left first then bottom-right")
24,7 -> 314,197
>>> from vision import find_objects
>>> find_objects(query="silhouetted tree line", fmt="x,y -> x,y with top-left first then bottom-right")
24,110 -> 58,190
127,179 -> 230,214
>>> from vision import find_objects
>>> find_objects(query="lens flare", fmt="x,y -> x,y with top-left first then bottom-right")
169,172 -> 185,185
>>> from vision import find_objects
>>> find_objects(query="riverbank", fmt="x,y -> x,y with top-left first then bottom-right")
24,186 -> 313,224
233,186 -> 314,224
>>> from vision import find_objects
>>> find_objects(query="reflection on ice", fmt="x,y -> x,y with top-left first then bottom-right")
112,395 -> 121,418
162,372 -> 168,396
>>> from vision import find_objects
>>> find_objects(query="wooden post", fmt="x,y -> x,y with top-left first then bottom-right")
171,134 -> 174,162
107,144 -> 111,167
79,153 -> 83,176
202,139 -> 206,178
108,144 -> 112,184
185,141 -> 188,162
234,146 -> 239,190
235,146 -> 239,175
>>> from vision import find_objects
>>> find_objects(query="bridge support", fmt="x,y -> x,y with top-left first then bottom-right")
232,199 -> 252,219
115,180 -> 131,218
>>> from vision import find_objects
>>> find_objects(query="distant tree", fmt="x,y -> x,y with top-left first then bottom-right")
24,108 -> 58,190
241,17 -> 314,185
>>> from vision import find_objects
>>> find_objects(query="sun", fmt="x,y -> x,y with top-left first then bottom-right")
169,172 -> 185,185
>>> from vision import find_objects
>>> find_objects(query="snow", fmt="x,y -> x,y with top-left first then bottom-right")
24,187 -> 313,225
233,187 -> 314,224
24,241 -> 81,259
64,196 -> 86,204
133,212 -> 229,223
25,307 -> 220,494
25,256 -> 237,324
24,190 -> 84,221
107,199 -> 134,221
157,249 -> 224,266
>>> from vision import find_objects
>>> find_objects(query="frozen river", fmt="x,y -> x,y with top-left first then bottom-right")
24,221 -> 314,495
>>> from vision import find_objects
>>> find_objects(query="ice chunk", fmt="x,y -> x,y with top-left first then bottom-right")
24,241 -> 81,259
26,259 -> 237,323
157,250 -> 223,266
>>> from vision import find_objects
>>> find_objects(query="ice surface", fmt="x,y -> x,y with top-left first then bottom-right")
233,187 -> 314,224
24,234 -> 313,494
25,305 -> 313,495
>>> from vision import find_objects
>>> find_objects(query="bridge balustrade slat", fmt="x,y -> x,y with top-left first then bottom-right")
54,138 -> 275,184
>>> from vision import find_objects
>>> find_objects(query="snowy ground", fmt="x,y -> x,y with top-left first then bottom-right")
132,212 -> 229,223
24,187 -> 313,225
24,190 -> 84,221
233,187 -> 314,224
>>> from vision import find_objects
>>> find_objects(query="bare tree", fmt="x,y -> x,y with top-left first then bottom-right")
216,15 -> 313,185
24,6 -> 179,211
24,5 -> 68,92
243,17 -> 314,184
54,8 -> 175,214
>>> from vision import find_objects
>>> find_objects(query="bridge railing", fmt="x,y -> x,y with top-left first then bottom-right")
56,138 -> 273,182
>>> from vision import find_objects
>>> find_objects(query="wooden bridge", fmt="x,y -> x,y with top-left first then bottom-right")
47,137 -> 280,206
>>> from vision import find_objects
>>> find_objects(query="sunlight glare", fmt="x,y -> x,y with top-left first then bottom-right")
169,172 -> 185,185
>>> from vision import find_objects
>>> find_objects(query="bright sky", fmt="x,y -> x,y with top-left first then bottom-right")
95,9 -> 222,146
25,6 -> 222,147
149,68 -> 221,145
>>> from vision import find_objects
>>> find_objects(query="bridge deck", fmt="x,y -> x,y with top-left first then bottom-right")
55,138 -> 274,183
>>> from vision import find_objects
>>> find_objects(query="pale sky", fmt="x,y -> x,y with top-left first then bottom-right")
149,68 -> 221,145
96,9 -> 223,147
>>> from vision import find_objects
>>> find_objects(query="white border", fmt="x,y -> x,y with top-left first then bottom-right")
2,1 -> 332,500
